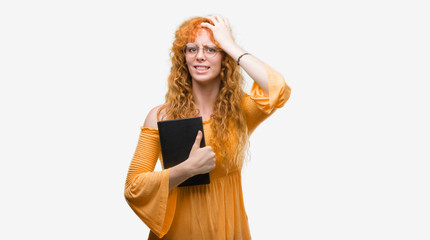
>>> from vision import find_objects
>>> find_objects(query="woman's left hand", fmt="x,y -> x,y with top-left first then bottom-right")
201,15 -> 237,51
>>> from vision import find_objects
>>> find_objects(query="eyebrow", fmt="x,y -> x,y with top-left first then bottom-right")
190,43 -> 218,48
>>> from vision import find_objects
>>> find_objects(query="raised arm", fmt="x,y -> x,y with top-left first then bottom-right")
202,15 -> 291,134
201,15 -> 269,96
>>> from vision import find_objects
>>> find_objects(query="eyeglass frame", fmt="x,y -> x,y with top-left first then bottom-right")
182,43 -> 222,58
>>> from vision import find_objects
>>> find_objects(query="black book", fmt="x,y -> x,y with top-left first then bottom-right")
157,116 -> 210,187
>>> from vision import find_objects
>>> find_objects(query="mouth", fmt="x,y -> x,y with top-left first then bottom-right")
194,65 -> 210,70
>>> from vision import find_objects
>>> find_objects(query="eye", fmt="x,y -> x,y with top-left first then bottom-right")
187,47 -> 197,53
206,47 -> 217,53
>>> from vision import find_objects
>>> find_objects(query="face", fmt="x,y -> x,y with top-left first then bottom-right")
185,29 -> 223,85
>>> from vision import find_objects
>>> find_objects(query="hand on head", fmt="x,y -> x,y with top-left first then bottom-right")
201,15 -> 236,51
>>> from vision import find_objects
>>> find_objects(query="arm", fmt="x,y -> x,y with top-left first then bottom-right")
202,16 -> 291,133
124,114 -> 176,237
202,15 -> 269,96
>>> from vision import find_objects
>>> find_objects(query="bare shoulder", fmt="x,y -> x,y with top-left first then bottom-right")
143,105 -> 166,129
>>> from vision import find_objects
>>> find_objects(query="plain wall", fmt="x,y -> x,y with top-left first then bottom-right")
1,0 -> 429,239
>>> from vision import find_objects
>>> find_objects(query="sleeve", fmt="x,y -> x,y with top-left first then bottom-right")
242,64 -> 291,134
124,126 -> 177,238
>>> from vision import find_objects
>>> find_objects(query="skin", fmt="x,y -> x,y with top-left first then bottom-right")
143,15 -> 271,190
186,29 -> 223,121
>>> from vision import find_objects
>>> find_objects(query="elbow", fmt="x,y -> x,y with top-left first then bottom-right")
123,176 -> 141,204
124,184 -> 146,207
124,183 -> 135,204
284,82 -> 291,102
274,80 -> 291,109
123,174 -> 152,204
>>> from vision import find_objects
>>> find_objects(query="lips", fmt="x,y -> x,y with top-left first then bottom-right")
194,65 -> 210,70
193,65 -> 210,74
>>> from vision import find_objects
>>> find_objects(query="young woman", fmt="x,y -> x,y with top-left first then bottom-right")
124,15 -> 291,239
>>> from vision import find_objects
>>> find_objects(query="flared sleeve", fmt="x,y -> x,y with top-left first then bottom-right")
242,64 -> 291,134
124,127 -> 177,238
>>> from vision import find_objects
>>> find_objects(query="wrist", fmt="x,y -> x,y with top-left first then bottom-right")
221,42 -> 244,59
179,159 -> 196,178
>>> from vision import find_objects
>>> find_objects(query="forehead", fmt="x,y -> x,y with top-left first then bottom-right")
191,29 -> 215,46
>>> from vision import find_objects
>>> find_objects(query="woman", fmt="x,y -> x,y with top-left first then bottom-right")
124,15 -> 291,239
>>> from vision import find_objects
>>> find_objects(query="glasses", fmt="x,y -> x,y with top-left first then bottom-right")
183,43 -> 221,58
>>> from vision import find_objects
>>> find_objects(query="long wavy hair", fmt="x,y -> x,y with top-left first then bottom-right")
158,17 -> 248,170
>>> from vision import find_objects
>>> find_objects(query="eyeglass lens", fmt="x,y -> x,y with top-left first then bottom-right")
183,43 -> 219,57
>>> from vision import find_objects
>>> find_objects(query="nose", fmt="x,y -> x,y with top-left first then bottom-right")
195,47 -> 206,61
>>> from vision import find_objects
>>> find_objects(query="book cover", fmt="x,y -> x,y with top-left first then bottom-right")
157,116 -> 210,187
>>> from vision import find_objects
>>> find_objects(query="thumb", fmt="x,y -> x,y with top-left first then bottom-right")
191,130 -> 202,151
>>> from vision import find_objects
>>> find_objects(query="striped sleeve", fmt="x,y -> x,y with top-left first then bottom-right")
124,127 -> 177,238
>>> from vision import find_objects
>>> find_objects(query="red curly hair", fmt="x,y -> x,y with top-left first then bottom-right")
158,17 -> 249,170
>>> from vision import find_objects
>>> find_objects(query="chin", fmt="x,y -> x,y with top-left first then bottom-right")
192,76 -> 219,84
190,73 -> 220,84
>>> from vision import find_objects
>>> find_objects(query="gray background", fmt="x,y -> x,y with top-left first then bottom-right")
1,0 -> 429,239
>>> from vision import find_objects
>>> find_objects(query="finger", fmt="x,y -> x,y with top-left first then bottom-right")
222,17 -> 231,29
205,15 -> 218,25
207,15 -> 229,29
201,22 -> 213,30
213,14 -> 223,20
212,15 -> 221,22
192,130 -> 202,150
202,145 -> 212,152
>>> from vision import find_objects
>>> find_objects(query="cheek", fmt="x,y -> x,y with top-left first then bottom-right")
211,57 -> 223,71
185,60 -> 193,72
185,58 -> 191,67
213,64 -> 222,73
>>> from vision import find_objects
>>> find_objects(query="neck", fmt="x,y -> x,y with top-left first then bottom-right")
192,79 -> 221,120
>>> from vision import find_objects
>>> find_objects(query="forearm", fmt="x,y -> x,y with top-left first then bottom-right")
222,42 -> 269,96
168,161 -> 194,191
168,131 -> 216,190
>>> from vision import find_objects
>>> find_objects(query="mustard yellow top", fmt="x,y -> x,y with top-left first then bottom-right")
124,65 -> 291,239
